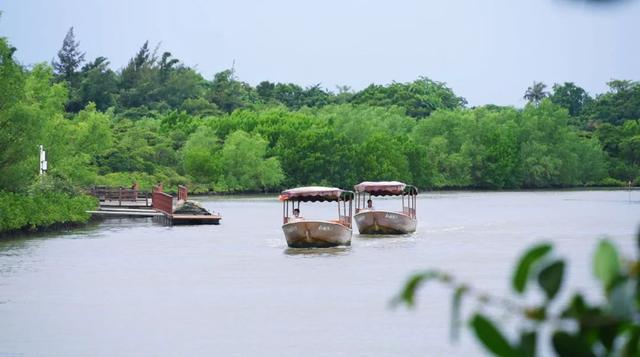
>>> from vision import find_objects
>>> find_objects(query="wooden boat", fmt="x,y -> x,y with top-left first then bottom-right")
353,181 -> 417,234
279,186 -> 354,248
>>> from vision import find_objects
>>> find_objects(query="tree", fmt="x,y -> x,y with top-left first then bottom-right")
52,27 -> 85,84
118,41 -> 157,109
207,70 -> 257,113
158,51 -> 179,83
523,81 -> 548,105
218,130 -> 284,191
181,126 -> 221,185
584,80 -> 640,126
0,44 -> 67,191
256,81 -> 275,102
272,82 -> 305,109
596,120 -> 640,182
42,103 -> 113,186
121,41 -> 153,88
300,84 -> 331,108
76,56 -> 118,111
351,77 -> 467,118
549,82 -> 591,117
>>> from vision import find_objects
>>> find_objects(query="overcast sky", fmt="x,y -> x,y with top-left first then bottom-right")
1,0 -> 638,106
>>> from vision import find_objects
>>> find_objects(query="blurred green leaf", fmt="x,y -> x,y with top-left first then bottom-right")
610,279 -> 635,319
537,260 -> 565,301
517,331 -> 536,357
392,270 -> 439,308
623,325 -> 640,356
594,240 -> 620,291
450,285 -> 467,342
552,331 -> 594,357
561,293 -> 587,318
512,244 -> 552,294
470,314 -> 518,357
598,321 -> 619,352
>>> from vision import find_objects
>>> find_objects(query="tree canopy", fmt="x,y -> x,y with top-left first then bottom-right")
1,30 -> 639,195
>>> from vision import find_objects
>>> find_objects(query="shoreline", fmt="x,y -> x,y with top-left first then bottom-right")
2,187 -> 637,239
186,185 -> 640,197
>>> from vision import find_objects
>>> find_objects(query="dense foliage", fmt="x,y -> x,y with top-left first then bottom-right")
1,27 -> 639,206
394,231 -> 640,356
0,190 -> 97,233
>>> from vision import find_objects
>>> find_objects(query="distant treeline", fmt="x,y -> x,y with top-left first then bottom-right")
1,28 -> 639,200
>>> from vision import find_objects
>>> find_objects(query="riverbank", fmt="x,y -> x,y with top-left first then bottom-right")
2,186 -> 637,237
183,184 -> 640,196
0,191 -> 98,236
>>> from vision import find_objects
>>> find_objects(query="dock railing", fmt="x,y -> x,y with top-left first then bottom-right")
90,186 -> 151,207
152,191 -> 173,215
178,185 -> 188,202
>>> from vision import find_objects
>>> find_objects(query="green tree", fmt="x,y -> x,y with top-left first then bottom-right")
118,41 -> 157,109
181,126 -> 221,186
597,120 -> 640,182
218,130 -> 284,191
584,80 -> 640,126
519,100 -> 606,187
77,57 -> 118,111
42,103 -> 113,186
351,77 -> 466,118
52,27 -> 85,84
549,82 -> 591,117
523,81 -> 548,105
0,55 -> 67,191
272,82 -> 305,109
207,69 -> 257,113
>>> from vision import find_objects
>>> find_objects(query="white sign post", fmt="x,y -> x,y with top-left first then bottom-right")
39,145 -> 48,176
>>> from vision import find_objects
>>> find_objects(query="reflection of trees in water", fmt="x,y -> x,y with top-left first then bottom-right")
0,222 -> 104,275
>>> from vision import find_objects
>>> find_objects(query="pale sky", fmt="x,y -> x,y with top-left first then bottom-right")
1,0 -> 638,106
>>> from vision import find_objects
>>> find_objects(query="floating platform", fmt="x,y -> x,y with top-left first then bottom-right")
88,184 -> 222,226
88,208 -> 222,225
154,213 -> 222,226
88,208 -> 162,217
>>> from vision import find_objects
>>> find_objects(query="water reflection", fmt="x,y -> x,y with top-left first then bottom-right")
355,233 -> 415,239
283,246 -> 352,257
0,220 -> 103,246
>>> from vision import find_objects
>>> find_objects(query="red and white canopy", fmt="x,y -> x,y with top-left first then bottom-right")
354,181 -> 417,196
279,186 -> 353,202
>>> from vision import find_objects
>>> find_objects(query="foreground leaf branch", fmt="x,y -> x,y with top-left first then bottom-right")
394,230 -> 640,356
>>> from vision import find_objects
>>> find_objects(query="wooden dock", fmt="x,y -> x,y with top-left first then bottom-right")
90,186 -> 152,208
152,186 -> 221,225
88,184 -> 221,225
87,207 -> 163,217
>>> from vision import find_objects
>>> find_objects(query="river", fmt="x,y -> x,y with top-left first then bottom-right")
1,190 -> 639,356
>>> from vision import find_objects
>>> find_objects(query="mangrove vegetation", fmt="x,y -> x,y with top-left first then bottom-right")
1,27 -> 639,231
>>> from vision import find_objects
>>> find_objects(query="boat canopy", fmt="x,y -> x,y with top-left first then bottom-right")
279,186 -> 354,202
354,181 -> 417,196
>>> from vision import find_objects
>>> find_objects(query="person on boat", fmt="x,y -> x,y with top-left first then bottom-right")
290,208 -> 304,222
366,199 -> 374,210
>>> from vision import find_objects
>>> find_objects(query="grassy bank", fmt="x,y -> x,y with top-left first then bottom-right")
0,191 -> 98,234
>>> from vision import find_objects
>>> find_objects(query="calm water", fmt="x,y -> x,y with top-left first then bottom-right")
1,190 -> 639,356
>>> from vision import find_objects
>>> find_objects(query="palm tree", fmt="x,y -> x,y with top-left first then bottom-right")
523,82 -> 549,106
